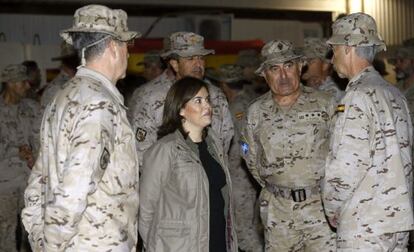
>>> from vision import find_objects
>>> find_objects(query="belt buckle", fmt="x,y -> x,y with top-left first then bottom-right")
291,189 -> 306,202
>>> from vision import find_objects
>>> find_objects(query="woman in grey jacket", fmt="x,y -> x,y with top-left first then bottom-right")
139,77 -> 237,252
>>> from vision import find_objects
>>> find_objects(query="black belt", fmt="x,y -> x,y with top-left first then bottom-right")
265,184 -> 320,202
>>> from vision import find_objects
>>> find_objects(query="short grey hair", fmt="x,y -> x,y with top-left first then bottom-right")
71,32 -> 113,61
355,46 -> 376,63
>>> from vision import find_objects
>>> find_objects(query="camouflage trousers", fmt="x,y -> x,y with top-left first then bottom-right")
0,191 -> 21,252
233,184 -> 264,252
337,232 -> 410,251
259,189 -> 336,252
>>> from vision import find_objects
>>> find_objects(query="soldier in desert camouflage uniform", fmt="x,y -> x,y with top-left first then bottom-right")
301,37 -> 344,103
210,64 -> 264,252
129,31 -> 234,164
0,64 -> 39,252
40,41 -> 79,109
236,49 -> 268,98
241,40 -> 336,252
22,5 -> 140,251
137,50 -> 164,82
322,13 -> 414,251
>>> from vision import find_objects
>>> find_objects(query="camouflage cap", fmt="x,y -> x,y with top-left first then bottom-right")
137,50 -> 162,66
302,37 -> 330,61
60,4 -> 140,45
235,49 -> 261,68
207,64 -> 245,83
160,32 -> 214,58
327,12 -> 386,52
255,40 -> 303,74
51,41 -> 77,61
388,46 -> 414,62
1,64 -> 29,83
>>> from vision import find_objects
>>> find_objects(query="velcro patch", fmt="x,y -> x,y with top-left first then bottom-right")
136,128 -> 147,142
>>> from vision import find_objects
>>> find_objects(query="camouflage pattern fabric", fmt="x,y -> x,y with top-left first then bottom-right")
236,49 -> 261,68
241,86 -> 336,251
160,31 -> 214,58
302,37 -> 330,61
128,70 -> 234,166
327,12 -> 386,52
1,64 -> 28,83
60,4 -> 140,45
336,232 -> 409,251
40,71 -> 72,109
255,40 -> 303,75
22,67 -> 140,252
208,64 -> 245,83
0,95 -> 39,251
228,90 -> 264,252
319,76 -> 345,104
322,67 -> 414,249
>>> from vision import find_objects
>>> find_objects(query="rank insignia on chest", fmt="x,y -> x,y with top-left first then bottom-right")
136,128 -> 147,142
235,112 -> 244,120
336,104 -> 345,113
100,147 -> 110,170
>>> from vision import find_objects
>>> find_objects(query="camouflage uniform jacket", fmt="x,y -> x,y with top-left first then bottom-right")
22,67 -> 140,252
40,71 -> 72,109
241,85 -> 334,188
0,96 -> 39,192
404,84 -> 414,124
319,76 -> 345,104
228,90 -> 253,175
129,70 -> 234,164
323,66 -> 414,240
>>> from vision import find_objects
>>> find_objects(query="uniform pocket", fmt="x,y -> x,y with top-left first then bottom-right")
155,220 -> 191,251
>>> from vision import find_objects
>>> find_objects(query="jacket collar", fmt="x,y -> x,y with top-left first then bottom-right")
76,67 -> 125,107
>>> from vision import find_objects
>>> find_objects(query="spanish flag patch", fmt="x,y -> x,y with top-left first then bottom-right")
336,104 -> 345,113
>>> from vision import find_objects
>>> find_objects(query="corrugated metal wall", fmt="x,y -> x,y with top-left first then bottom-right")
364,0 -> 414,46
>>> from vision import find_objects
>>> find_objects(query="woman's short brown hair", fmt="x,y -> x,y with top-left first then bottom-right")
157,76 -> 209,139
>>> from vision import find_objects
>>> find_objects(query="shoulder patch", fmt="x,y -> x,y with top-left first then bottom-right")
100,147 -> 110,170
136,128 -> 147,142
239,135 -> 250,155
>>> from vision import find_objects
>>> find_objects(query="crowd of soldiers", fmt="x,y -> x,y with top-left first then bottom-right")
0,3 -> 413,252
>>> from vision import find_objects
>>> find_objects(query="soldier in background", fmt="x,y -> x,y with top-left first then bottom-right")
236,49 -> 269,97
138,50 -> 165,82
391,42 -> 414,93
22,60 -> 42,102
241,40 -> 336,251
301,37 -> 344,103
0,64 -> 38,251
22,5 -> 140,251
322,13 -> 414,251
129,31 -> 233,165
210,64 -> 264,252
40,41 -> 79,109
